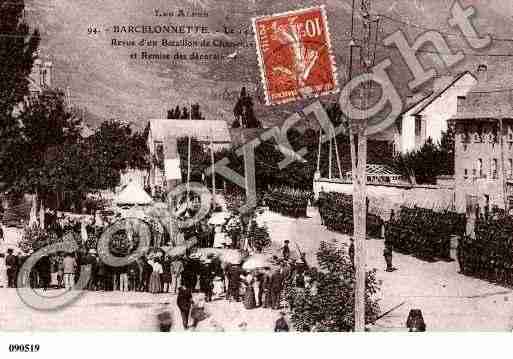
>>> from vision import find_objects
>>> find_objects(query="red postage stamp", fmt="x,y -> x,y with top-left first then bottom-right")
252,5 -> 339,106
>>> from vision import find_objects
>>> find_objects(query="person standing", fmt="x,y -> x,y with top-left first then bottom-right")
241,271 -> 256,310
270,266 -> 284,310
282,240 -> 291,261
349,237 -> 355,268
37,256 -> 51,291
177,284 -> 192,330
128,261 -> 139,291
161,256 -> 173,293
141,257 -> 153,292
119,264 -> 129,292
57,254 -> 64,289
227,263 -> 241,302
0,253 -> 7,288
262,267 -> 272,308
63,253 -> 77,290
171,258 -> 184,294
383,240 -> 396,272
5,249 -> 17,288
199,260 -> 214,302
85,250 -> 97,291
254,271 -> 263,307
96,258 -> 105,291
149,258 -> 163,294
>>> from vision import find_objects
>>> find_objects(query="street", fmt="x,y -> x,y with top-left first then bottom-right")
1,207 -> 513,331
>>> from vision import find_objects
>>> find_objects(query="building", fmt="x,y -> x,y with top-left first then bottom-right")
451,82 -> 513,213
146,119 -> 232,195
12,58 -> 53,117
29,59 -> 52,96
394,71 -> 477,154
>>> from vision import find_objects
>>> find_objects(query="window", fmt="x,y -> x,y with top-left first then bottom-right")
492,159 -> 498,179
464,168 -> 468,179
478,158 -> 483,178
415,116 -> 422,137
509,159 -> 513,178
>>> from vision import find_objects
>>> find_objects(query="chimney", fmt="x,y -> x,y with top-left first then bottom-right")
476,64 -> 488,84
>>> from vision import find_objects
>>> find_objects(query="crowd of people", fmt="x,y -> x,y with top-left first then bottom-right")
1,196 -> 312,331
1,236 -> 307,331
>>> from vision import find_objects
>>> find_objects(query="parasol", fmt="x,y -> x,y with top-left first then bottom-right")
163,237 -> 198,257
242,253 -> 274,270
190,248 -> 243,265
208,211 -> 231,225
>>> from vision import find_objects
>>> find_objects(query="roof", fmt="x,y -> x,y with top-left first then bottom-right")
399,91 -> 434,117
452,89 -> 513,120
148,119 -> 231,143
346,164 -> 403,177
413,71 -> 475,115
114,181 -> 153,205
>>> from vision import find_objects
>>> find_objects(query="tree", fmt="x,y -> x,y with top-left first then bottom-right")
287,240 -> 380,331
89,119 -> 149,190
181,106 -> 189,119
173,105 -> 181,119
190,103 -> 204,120
0,0 -> 40,189
439,127 -> 455,176
390,131 -> 455,185
13,89 -> 81,215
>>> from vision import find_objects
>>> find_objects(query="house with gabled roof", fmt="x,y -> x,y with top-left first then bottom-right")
395,71 -> 477,154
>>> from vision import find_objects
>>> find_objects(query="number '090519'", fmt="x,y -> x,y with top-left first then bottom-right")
8,344 -> 40,352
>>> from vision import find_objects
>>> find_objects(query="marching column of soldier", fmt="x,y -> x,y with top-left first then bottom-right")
265,186 -> 311,218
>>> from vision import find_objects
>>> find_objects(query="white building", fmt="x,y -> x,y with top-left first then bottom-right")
395,71 -> 477,154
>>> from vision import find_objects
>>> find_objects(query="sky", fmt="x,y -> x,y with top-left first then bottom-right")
24,0 -> 513,129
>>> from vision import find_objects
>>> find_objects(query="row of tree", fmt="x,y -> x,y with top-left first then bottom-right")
166,103 -> 204,120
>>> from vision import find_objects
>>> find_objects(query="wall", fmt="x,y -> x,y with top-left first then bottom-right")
401,112 -> 416,154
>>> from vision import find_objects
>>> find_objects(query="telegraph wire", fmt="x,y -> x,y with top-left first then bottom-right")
376,13 -> 513,43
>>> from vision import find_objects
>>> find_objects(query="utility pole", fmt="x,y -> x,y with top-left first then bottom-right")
349,0 -> 377,332
210,129 -> 216,208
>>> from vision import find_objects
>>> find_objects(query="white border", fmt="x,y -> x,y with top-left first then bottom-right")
252,5 -> 340,106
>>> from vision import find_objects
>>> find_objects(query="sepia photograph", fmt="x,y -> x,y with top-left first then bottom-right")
2,0 -> 513,351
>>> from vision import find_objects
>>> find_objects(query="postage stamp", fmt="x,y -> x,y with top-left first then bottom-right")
252,5 -> 339,106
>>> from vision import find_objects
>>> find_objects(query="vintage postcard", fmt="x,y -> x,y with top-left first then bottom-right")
2,0 -> 513,350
